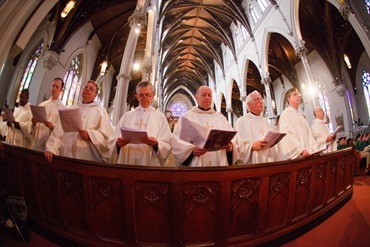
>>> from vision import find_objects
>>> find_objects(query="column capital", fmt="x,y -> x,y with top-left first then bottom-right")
226,107 -> 233,113
261,77 -> 272,86
128,9 -> 147,28
295,42 -> 308,58
335,84 -> 346,97
339,3 -> 353,21
42,51 -> 59,70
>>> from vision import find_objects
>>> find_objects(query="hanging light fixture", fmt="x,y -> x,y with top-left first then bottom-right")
344,54 -> 352,69
100,31 -> 116,76
61,0 -> 76,18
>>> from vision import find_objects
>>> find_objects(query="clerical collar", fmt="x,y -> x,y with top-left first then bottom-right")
249,111 -> 259,116
198,106 -> 211,111
82,101 -> 94,104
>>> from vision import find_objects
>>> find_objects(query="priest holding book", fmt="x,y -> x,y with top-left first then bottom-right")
235,90 -> 282,164
107,81 -> 172,166
30,78 -> 66,151
172,86 -> 238,167
45,80 -> 113,163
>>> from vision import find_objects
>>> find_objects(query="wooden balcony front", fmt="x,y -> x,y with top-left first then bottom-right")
0,142 -> 356,246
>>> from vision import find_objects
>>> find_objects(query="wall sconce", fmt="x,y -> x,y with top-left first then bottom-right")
61,0 -> 76,18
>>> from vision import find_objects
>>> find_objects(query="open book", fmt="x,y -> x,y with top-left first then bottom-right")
179,117 -> 237,151
332,125 -> 343,136
3,108 -> 15,123
261,131 -> 286,151
120,127 -> 148,144
30,105 -> 47,123
58,108 -> 83,132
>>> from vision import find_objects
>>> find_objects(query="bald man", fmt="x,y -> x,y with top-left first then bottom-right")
172,86 -> 238,167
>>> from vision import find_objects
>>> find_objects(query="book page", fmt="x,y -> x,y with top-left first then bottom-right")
58,108 -> 83,132
3,108 -> 15,123
30,105 -> 47,123
120,127 -> 148,144
311,145 -> 328,156
332,125 -> 343,136
203,129 -> 237,151
179,117 -> 209,147
261,131 -> 286,151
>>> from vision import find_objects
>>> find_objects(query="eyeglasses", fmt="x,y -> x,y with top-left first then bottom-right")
136,93 -> 153,98
251,97 -> 264,103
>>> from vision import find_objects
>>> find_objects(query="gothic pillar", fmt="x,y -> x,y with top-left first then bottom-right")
226,106 -> 233,126
111,8 -> 147,125
261,76 -> 273,122
240,95 -> 247,115
295,41 -> 317,107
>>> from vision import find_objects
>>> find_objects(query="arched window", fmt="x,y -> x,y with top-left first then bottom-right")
366,0 -> 370,14
256,0 -> 268,12
170,101 -> 188,117
17,42 -> 43,100
315,79 -> 333,132
362,70 -> 370,120
249,4 -> 259,24
62,54 -> 82,106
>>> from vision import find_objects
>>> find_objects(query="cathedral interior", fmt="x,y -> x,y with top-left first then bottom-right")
0,0 -> 369,134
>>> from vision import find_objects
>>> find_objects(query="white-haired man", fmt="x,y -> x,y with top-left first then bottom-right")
235,90 -> 281,164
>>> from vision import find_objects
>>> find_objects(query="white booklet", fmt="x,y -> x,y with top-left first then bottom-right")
261,131 -> 286,150
58,108 -> 83,132
3,108 -> 15,123
332,125 -> 343,136
30,105 -> 47,123
120,127 -> 148,144
179,117 -> 237,151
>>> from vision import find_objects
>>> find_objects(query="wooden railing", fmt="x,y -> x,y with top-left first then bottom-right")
0,142 -> 356,246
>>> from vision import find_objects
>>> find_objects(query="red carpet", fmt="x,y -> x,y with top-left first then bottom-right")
2,175 -> 370,247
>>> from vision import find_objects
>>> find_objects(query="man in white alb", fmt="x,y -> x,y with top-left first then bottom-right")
311,106 -> 337,153
5,89 -> 33,148
172,86 -> 238,167
30,78 -> 66,151
278,88 -> 319,159
235,90 -> 280,164
108,81 -> 172,166
45,80 -> 113,163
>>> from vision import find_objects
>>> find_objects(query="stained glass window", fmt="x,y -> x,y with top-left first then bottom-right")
17,42 -> 43,101
366,0 -> 370,14
170,101 -> 188,117
62,54 -> 82,106
362,70 -> 370,119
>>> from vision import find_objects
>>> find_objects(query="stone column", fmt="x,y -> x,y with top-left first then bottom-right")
111,9 -> 147,125
295,41 -> 317,107
261,76 -> 273,122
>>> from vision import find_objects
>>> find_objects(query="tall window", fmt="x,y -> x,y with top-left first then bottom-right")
170,101 -> 188,117
366,0 -> 370,14
362,70 -> 370,119
249,4 -> 259,24
256,0 -> 268,12
17,42 -> 43,100
62,54 -> 82,106
346,90 -> 355,128
315,79 -> 333,132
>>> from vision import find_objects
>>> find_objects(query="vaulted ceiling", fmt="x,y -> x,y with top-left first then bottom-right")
46,0 -> 366,109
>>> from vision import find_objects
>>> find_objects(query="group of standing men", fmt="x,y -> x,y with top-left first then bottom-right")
1,79 -> 337,167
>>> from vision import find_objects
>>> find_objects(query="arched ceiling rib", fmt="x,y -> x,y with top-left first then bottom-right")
160,0 -> 250,96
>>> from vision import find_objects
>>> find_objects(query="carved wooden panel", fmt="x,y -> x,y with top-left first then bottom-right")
59,171 -> 87,234
229,178 -> 260,239
292,167 -> 312,221
312,163 -> 326,212
182,182 -> 220,245
336,158 -> 345,195
36,164 -> 60,224
327,161 -> 337,203
91,176 -> 124,243
19,160 -> 35,215
265,173 -> 290,231
134,181 -> 171,244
